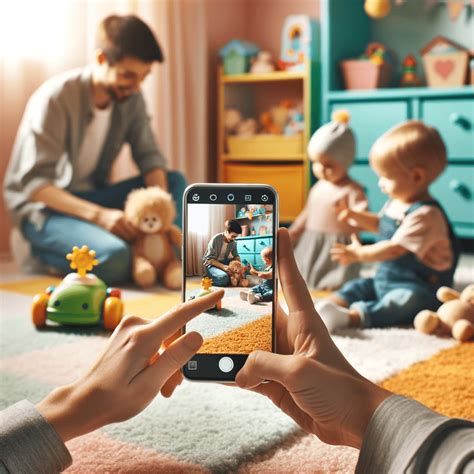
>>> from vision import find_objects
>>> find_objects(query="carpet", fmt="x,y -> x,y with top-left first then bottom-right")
0,276 -> 472,473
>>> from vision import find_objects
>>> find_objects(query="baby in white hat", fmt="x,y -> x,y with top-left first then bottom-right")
288,110 -> 368,290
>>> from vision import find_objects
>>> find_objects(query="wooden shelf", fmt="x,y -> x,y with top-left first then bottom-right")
221,70 -> 306,84
222,154 -> 305,162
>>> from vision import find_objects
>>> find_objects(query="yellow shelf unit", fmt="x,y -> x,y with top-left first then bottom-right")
217,63 -> 317,222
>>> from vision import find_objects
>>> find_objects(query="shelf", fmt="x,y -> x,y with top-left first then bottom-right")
221,70 -> 306,84
222,154 -> 305,162
327,86 -> 474,101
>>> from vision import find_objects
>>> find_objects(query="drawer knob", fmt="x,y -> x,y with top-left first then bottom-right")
449,113 -> 471,130
449,180 -> 471,199
243,245 -> 250,251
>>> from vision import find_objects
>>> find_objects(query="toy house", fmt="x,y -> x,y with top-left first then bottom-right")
219,39 -> 260,75
421,36 -> 469,88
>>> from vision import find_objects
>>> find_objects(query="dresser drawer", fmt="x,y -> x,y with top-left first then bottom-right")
349,163 -> 386,213
255,237 -> 272,254
431,165 -> 474,225
421,99 -> 474,160
330,101 -> 408,159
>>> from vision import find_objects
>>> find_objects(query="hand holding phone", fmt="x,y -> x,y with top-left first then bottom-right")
182,184 -> 278,382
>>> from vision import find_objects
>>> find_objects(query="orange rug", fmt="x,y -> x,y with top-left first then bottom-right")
200,315 -> 272,354
380,342 -> 474,419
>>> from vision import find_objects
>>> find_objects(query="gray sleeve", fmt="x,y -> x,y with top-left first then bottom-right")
126,93 -> 167,174
229,240 -> 240,259
202,234 -> 221,265
356,395 -> 474,474
0,400 -> 72,473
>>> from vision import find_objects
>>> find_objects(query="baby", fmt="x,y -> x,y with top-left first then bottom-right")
289,110 -> 368,290
240,247 -> 273,304
316,120 -> 459,332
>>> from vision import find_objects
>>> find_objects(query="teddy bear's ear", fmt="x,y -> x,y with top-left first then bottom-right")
436,286 -> 460,303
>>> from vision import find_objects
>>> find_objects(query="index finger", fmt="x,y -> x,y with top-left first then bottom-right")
277,228 -> 315,315
142,289 -> 225,343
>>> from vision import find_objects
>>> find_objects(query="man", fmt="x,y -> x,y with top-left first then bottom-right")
202,219 -> 242,287
4,15 -> 186,284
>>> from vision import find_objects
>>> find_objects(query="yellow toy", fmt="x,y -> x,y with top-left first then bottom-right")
124,187 -> 182,289
364,0 -> 391,19
195,277 -> 222,311
414,284 -> 474,342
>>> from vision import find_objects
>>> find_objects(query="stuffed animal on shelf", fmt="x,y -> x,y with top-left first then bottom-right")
228,260 -> 250,287
259,100 -> 294,134
124,187 -> 182,289
414,284 -> 474,342
250,51 -> 275,74
224,108 -> 257,138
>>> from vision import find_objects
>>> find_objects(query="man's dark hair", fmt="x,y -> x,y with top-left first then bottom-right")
96,15 -> 164,64
225,219 -> 242,234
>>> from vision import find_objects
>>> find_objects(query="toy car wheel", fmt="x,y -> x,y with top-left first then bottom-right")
103,296 -> 124,330
32,293 -> 49,327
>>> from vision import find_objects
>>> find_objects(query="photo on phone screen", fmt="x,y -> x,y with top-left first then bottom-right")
182,184 -> 277,381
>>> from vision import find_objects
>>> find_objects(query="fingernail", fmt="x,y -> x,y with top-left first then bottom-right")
184,332 -> 203,351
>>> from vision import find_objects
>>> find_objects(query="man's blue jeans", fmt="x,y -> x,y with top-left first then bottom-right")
204,259 -> 231,287
22,172 -> 186,284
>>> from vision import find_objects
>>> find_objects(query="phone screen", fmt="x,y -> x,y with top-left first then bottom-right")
182,184 -> 277,381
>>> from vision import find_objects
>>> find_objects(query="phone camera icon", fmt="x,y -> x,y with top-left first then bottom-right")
261,194 -> 269,202
187,360 -> 198,370
192,194 -> 200,202
210,194 -> 217,201
227,193 -> 235,202
245,194 -> 252,202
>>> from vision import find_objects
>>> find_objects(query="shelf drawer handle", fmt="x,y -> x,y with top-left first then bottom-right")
243,245 -> 250,251
449,113 -> 471,130
449,180 -> 471,199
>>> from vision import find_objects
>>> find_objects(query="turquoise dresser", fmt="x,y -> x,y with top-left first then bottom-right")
236,235 -> 273,270
320,0 -> 474,238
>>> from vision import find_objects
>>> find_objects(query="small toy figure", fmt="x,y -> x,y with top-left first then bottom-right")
228,260 -> 250,287
124,187 -> 182,289
224,108 -> 257,138
414,284 -> 474,342
191,277 -> 222,311
240,247 -> 273,304
289,110 -> 368,290
250,51 -> 275,74
31,245 -> 123,330
401,54 -> 421,87
316,121 -> 459,333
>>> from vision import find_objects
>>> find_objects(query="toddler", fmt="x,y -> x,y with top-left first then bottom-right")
240,247 -> 273,304
316,121 -> 459,332
289,110 -> 368,289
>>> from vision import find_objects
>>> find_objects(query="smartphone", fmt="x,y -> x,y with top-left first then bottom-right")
182,183 -> 278,382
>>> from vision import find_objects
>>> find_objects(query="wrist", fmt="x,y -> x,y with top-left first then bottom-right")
346,378 -> 391,449
36,382 -> 102,443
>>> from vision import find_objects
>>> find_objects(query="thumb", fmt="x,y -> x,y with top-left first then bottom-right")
236,351 -> 292,389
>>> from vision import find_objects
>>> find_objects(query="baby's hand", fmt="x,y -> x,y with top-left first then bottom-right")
334,195 -> 354,224
330,234 -> 362,265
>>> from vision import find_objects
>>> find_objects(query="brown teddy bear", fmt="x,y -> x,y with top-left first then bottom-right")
124,187 -> 182,289
228,260 -> 250,287
414,284 -> 474,342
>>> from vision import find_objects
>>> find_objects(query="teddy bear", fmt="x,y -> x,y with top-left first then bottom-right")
414,284 -> 474,342
124,186 -> 182,290
224,108 -> 257,138
228,260 -> 250,287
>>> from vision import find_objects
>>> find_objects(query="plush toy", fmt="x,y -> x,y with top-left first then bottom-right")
414,284 -> 474,342
228,260 -> 250,287
224,108 -> 257,138
124,187 -> 182,289
259,100 -> 294,134
250,51 -> 275,74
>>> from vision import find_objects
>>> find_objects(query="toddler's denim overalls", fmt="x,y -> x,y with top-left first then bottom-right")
337,200 -> 459,328
250,265 -> 274,301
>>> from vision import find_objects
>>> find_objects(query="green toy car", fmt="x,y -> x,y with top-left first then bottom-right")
31,246 -> 123,330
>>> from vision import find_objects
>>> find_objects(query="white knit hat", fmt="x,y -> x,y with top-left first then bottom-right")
307,110 -> 355,169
